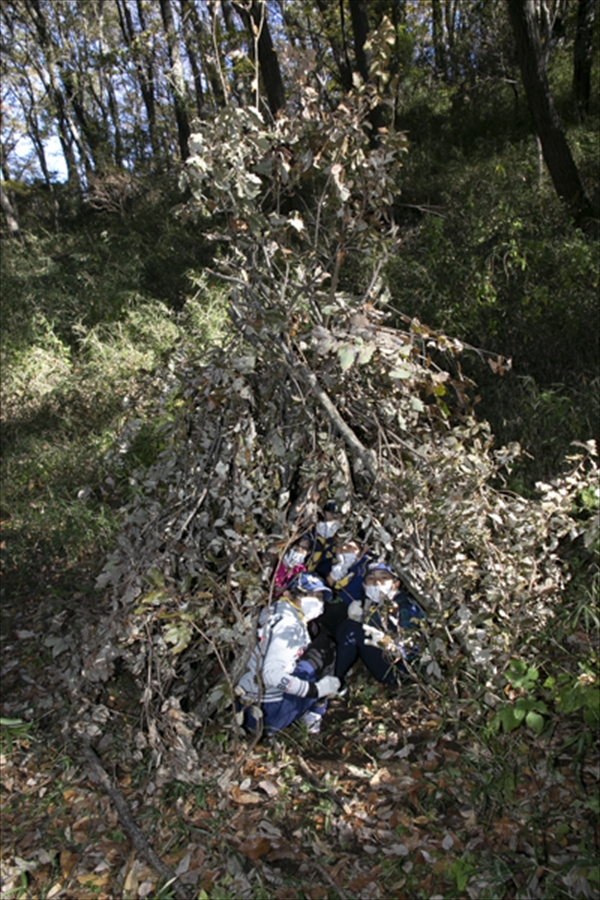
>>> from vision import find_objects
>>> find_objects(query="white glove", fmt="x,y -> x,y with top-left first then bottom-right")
363,624 -> 387,648
316,675 -> 341,698
347,600 -> 364,622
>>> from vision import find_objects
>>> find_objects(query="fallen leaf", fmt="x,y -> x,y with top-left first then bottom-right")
59,849 -> 78,879
76,873 -> 110,886
238,836 -> 272,860
231,784 -> 262,805
257,779 -> 278,797
389,809 -> 411,829
441,833 -> 454,850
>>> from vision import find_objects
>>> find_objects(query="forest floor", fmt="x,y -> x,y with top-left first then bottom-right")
1,554 -> 598,900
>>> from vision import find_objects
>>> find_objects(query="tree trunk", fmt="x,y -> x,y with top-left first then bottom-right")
179,0 -> 205,118
251,0 -> 285,115
116,0 -> 159,160
573,0 -> 595,118
348,0 -> 370,83
25,0 -> 92,181
159,0 -> 191,160
0,180 -> 22,240
232,0 -> 285,116
506,0 -> 597,227
431,0 -> 447,79
313,0 -> 352,90
348,0 -> 384,141
182,0 -> 226,110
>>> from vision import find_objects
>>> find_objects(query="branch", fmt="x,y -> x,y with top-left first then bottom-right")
274,336 -> 378,480
81,741 -> 191,900
296,756 -> 350,815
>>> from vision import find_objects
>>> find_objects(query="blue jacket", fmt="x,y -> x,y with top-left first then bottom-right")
364,589 -> 426,662
333,553 -> 373,606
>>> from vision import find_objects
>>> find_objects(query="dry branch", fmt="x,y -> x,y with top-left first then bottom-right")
81,741 -> 192,900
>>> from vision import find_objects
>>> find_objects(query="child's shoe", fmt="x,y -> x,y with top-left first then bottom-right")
301,710 -> 323,735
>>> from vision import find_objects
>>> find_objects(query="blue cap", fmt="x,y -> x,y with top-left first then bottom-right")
289,572 -> 332,602
366,561 -> 396,577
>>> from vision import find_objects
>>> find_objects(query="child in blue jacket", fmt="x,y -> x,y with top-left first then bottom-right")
335,562 -> 425,685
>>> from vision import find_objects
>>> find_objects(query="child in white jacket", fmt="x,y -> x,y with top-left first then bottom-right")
237,573 -> 340,735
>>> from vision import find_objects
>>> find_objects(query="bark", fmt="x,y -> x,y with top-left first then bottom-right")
159,0 -> 191,159
573,0 -> 595,117
506,0 -> 597,227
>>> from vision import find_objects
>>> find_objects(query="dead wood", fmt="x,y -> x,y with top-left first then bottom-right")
81,740 -> 192,900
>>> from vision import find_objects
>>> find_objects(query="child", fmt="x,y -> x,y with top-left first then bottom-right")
237,573 -> 339,735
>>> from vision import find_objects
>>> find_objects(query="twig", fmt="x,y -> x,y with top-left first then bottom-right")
191,622 -> 240,756
313,860 -> 350,900
296,756 -> 350,814
81,741 -> 191,900
274,336 -> 378,479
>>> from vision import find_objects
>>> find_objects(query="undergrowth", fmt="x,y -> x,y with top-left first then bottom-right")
0,249 -> 228,599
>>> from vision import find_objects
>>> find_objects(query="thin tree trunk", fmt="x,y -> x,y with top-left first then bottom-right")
232,0 -> 285,116
573,0 -> 595,118
506,0 -> 596,227
313,0 -> 352,90
116,0 -> 159,160
160,0 -> 191,159
348,0 -> 384,141
182,0 -> 226,109
0,181 -> 22,240
180,0 -> 205,118
25,0 -> 91,179
431,0 -> 447,79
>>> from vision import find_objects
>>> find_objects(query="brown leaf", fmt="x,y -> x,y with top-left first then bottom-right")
76,873 -> 110,887
231,784 -> 262,805
59,849 -> 78,880
389,809 -> 411,829
238,836 -> 272,860
257,779 -> 279,797
306,886 -> 327,899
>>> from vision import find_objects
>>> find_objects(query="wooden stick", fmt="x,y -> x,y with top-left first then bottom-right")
81,741 -> 191,900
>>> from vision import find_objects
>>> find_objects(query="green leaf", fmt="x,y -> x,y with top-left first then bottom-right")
526,710 -> 545,734
163,621 -> 193,654
358,343 -> 375,365
338,344 -> 357,372
138,589 -> 169,606
507,660 -> 539,690
389,365 -> 411,380
498,705 -> 521,732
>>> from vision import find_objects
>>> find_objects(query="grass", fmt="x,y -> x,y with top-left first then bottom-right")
0,254 -> 229,601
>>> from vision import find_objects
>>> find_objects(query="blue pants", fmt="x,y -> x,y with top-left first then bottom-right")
242,659 -> 327,734
242,630 -> 336,735
335,619 -> 405,685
